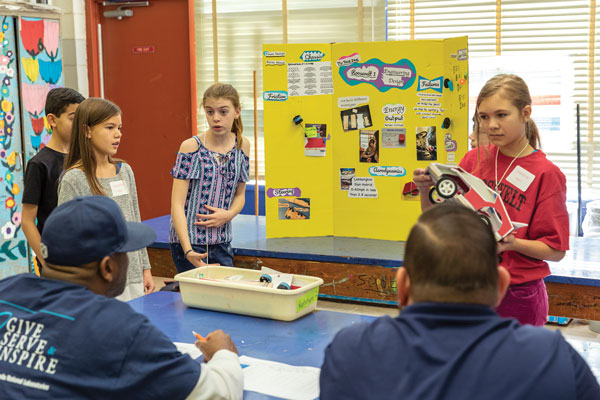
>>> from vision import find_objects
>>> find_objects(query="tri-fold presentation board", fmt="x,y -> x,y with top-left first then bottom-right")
263,37 -> 468,240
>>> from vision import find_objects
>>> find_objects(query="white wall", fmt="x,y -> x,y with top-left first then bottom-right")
51,0 -> 88,97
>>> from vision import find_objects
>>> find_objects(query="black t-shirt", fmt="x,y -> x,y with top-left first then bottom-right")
22,147 -> 66,234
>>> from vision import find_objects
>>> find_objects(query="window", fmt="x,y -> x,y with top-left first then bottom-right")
388,0 -> 600,201
194,0 -> 386,180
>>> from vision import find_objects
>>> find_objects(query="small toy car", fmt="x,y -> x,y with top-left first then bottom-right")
425,163 -> 527,241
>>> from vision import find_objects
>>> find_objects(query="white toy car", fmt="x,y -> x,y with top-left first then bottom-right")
425,163 -> 527,241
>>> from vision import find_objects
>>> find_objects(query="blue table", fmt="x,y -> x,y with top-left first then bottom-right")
143,215 -> 600,318
130,292 -> 600,398
129,291 -> 375,399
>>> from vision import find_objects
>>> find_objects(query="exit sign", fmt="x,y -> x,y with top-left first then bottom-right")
132,46 -> 155,54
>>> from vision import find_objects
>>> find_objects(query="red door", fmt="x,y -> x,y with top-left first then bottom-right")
87,0 -> 196,219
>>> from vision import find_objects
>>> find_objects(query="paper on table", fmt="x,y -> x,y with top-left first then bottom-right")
239,355 -> 320,400
174,342 -> 203,360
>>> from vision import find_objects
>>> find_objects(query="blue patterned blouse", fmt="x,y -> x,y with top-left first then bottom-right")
169,135 -> 249,245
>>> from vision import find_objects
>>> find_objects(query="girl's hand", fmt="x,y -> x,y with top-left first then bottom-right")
195,205 -> 233,228
186,250 -> 208,268
143,269 -> 155,294
498,234 -> 517,253
413,168 -> 433,190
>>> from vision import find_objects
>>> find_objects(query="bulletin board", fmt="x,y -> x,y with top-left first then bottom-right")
263,37 -> 469,240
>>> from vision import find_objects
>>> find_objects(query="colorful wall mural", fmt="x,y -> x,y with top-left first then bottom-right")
0,16 -> 27,278
0,15 -> 62,277
19,16 -> 62,162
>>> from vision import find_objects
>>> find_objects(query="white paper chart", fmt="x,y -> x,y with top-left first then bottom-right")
288,61 -> 334,97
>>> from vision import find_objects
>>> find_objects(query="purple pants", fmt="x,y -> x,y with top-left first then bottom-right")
496,278 -> 548,326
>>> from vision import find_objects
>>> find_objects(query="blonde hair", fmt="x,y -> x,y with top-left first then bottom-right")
202,83 -> 243,149
64,98 -> 122,195
475,74 -> 540,150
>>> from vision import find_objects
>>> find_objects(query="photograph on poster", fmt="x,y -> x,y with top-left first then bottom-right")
305,137 -> 326,157
382,127 -> 406,148
340,168 -> 355,190
402,181 -> 420,197
416,126 -> 437,160
278,198 -> 311,220
305,123 -> 327,138
340,105 -> 372,131
359,130 -> 379,163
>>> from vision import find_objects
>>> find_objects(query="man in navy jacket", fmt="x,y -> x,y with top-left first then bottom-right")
0,196 -> 242,399
320,204 -> 599,400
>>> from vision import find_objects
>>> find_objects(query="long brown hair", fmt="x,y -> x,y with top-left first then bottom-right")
63,98 -> 122,195
475,74 -> 541,150
202,83 -> 243,149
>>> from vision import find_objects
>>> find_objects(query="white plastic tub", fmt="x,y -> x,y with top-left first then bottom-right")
174,266 -> 324,321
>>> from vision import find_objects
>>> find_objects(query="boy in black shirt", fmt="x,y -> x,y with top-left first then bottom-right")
21,88 -> 85,273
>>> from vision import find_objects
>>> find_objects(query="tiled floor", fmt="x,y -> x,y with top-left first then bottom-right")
152,276 -> 600,342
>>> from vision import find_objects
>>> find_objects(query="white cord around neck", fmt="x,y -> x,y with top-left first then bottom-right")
494,141 -> 530,192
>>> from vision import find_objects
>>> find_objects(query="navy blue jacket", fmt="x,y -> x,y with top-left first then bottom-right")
0,274 -> 200,399
320,303 -> 600,400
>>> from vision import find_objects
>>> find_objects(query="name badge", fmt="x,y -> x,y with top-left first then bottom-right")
110,180 -> 129,197
506,165 -> 535,192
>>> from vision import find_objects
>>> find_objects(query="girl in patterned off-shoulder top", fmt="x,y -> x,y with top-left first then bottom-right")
169,83 -> 250,271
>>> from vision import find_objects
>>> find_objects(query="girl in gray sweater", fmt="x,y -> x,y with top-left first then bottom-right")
58,98 -> 153,301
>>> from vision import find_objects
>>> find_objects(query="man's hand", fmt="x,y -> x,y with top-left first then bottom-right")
196,330 -> 238,362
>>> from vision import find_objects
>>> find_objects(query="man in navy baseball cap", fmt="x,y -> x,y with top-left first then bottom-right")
42,195 -> 156,266
39,195 -> 156,297
0,196 -> 243,399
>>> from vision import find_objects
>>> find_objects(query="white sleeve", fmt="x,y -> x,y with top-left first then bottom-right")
185,349 -> 244,400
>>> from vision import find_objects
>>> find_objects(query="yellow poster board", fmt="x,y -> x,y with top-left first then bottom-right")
263,37 -> 468,240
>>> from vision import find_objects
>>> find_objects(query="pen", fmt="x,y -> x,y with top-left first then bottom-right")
192,330 -> 206,342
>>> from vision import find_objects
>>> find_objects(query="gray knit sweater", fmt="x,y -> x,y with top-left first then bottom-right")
57,163 -> 151,285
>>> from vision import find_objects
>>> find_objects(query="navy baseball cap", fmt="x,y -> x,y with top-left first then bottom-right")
41,196 -> 156,266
